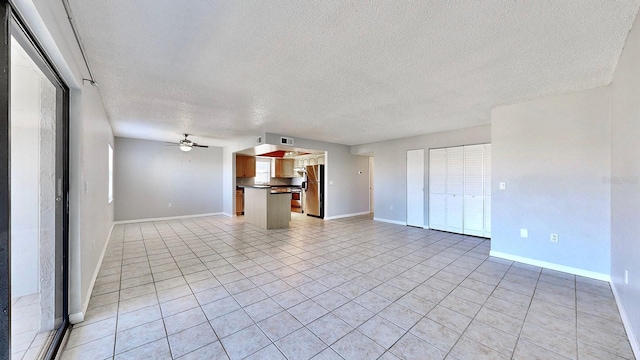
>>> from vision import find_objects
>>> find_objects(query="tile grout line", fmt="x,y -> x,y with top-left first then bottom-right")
509,262 -> 542,360
423,237 -> 511,359
68,215 -> 629,360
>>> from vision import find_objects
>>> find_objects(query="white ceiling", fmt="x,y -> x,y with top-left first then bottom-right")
68,1 -> 639,147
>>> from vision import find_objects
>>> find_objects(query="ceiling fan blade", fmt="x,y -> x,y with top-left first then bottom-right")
192,144 -> 209,148
164,143 -> 180,146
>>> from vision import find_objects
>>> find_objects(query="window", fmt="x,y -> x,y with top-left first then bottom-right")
255,159 -> 271,184
108,143 -> 113,203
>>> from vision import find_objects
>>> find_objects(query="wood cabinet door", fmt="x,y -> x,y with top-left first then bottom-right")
236,191 -> 244,214
273,159 -> 295,178
245,156 -> 256,177
236,155 -> 256,178
283,159 -> 294,177
236,155 -> 245,177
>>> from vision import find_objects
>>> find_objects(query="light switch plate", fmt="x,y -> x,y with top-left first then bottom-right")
520,229 -> 528,238
500,182 -> 506,190
625,269 -> 629,285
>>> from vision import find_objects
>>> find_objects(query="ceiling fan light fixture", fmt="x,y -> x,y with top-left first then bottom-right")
179,139 -> 193,152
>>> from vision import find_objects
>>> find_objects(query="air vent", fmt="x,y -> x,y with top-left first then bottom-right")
280,136 -> 294,146
256,136 -> 263,145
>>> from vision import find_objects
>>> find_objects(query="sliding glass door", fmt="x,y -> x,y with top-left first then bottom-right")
0,3 -> 70,359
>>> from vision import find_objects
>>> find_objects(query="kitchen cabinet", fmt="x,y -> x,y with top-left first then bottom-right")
244,187 -> 291,229
291,190 -> 302,213
273,158 -> 294,178
236,189 -> 244,215
236,155 -> 256,178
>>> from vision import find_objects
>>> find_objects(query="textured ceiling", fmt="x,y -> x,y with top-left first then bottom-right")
68,1 -> 639,146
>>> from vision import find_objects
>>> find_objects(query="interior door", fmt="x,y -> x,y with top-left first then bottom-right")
445,147 -> 464,232
406,149 -> 424,227
484,144 -> 492,237
369,157 -> 374,213
429,148 -> 446,231
463,145 -> 484,236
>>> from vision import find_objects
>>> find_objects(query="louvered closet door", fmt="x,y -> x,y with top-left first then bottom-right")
445,147 -> 464,233
483,144 -> 491,237
428,149 -> 446,231
463,145 -> 484,236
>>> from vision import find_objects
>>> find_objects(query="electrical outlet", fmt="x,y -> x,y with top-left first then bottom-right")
390,205 -> 393,210
625,269 -> 629,285
550,233 -> 559,243
500,182 -> 506,190
520,229 -> 528,238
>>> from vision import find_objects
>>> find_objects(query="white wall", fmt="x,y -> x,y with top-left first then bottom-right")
491,87 -> 611,277
75,85 -> 115,322
114,137 -> 224,221
352,125 -> 491,225
15,0 -> 115,322
610,7 -> 640,353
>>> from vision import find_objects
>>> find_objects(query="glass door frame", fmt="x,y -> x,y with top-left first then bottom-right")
0,1 -> 70,358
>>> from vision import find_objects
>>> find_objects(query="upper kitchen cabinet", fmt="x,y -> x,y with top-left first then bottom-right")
273,158 -> 295,178
236,155 -> 256,178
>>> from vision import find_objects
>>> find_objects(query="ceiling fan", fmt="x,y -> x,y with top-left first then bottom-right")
167,134 -> 209,152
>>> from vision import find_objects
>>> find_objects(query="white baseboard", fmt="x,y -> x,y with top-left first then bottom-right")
610,281 -> 640,359
70,222 -> 115,324
489,251 -> 610,281
373,217 -> 407,226
325,211 -> 371,220
69,312 -> 84,325
223,212 -> 234,218
114,212 -> 224,224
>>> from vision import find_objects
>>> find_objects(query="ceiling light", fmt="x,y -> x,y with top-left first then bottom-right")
179,139 -> 193,152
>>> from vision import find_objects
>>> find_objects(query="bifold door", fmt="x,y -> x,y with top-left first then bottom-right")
428,144 -> 491,237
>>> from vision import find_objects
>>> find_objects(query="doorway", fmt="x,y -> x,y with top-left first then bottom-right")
1,8 -> 70,359
406,149 -> 424,227
369,157 -> 374,214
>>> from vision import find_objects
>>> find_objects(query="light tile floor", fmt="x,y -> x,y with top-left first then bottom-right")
61,214 -> 636,360
12,294 -> 55,360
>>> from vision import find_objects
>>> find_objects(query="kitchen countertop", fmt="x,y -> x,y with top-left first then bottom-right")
237,185 -> 301,194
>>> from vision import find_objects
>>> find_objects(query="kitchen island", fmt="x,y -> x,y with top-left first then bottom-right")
242,186 -> 291,229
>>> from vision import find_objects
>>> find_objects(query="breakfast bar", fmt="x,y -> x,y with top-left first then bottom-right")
242,186 -> 291,229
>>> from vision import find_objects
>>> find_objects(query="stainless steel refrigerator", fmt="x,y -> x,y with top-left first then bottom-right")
304,164 -> 324,218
